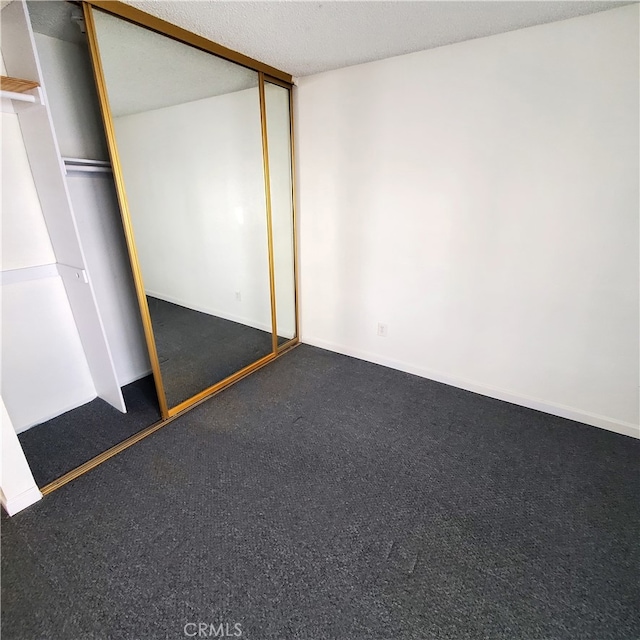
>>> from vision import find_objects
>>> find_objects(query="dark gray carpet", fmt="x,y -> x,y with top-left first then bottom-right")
3,345 -> 639,639
18,376 -> 160,488
147,296 -> 287,409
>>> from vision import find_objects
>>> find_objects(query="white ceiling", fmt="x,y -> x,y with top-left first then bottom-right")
120,0 -> 634,78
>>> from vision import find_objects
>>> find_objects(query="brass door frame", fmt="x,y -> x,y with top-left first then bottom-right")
258,72 -> 280,356
81,0 -> 299,420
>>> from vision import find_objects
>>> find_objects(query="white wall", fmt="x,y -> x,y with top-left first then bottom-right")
1,58 -> 97,432
1,110 -> 56,270
114,88 -> 273,333
296,5 -> 639,437
1,276 -> 97,432
33,33 -> 108,161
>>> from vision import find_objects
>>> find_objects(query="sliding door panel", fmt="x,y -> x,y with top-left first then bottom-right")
86,7 -> 274,415
264,81 -> 297,346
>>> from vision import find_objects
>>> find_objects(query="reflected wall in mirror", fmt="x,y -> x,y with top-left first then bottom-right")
88,7 -> 281,415
265,82 -> 297,347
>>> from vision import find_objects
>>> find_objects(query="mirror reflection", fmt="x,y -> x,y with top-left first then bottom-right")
265,82 -> 297,346
92,9 -> 275,410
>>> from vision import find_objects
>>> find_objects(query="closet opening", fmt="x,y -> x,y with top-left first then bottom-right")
10,0 -> 163,489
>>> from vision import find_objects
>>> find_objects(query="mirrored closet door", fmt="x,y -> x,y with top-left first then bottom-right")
83,1 -> 298,418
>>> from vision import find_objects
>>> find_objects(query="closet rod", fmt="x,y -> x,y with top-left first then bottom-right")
63,156 -> 111,167
63,157 -> 112,174
64,165 -> 113,174
1,89 -> 36,103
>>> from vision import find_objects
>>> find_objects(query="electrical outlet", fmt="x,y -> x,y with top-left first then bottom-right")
377,323 -> 388,337
235,291 -> 242,302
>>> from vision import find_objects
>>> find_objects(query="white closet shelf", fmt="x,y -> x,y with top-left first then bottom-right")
1,75 -> 39,93
1,76 -> 41,111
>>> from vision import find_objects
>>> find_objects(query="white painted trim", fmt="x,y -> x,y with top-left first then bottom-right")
0,485 -> 42,516
14,392 -> 97,434
145,289 -> 273,334
0,263 -> 58,285
302,337 -> 640,440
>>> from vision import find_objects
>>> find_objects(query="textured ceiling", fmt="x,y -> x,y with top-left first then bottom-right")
23,0 -> 634,114
120,0 -> 633,78
26,1 -> 86,45
92,8 -> 257,116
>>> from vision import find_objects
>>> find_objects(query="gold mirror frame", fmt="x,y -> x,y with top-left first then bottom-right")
81,0 -> 299,420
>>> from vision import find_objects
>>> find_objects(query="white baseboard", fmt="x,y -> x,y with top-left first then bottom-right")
301,337 -> 639,440
1,485 -> 43,516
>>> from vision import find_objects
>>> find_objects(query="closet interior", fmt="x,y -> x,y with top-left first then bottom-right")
0,0 -> 298,492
